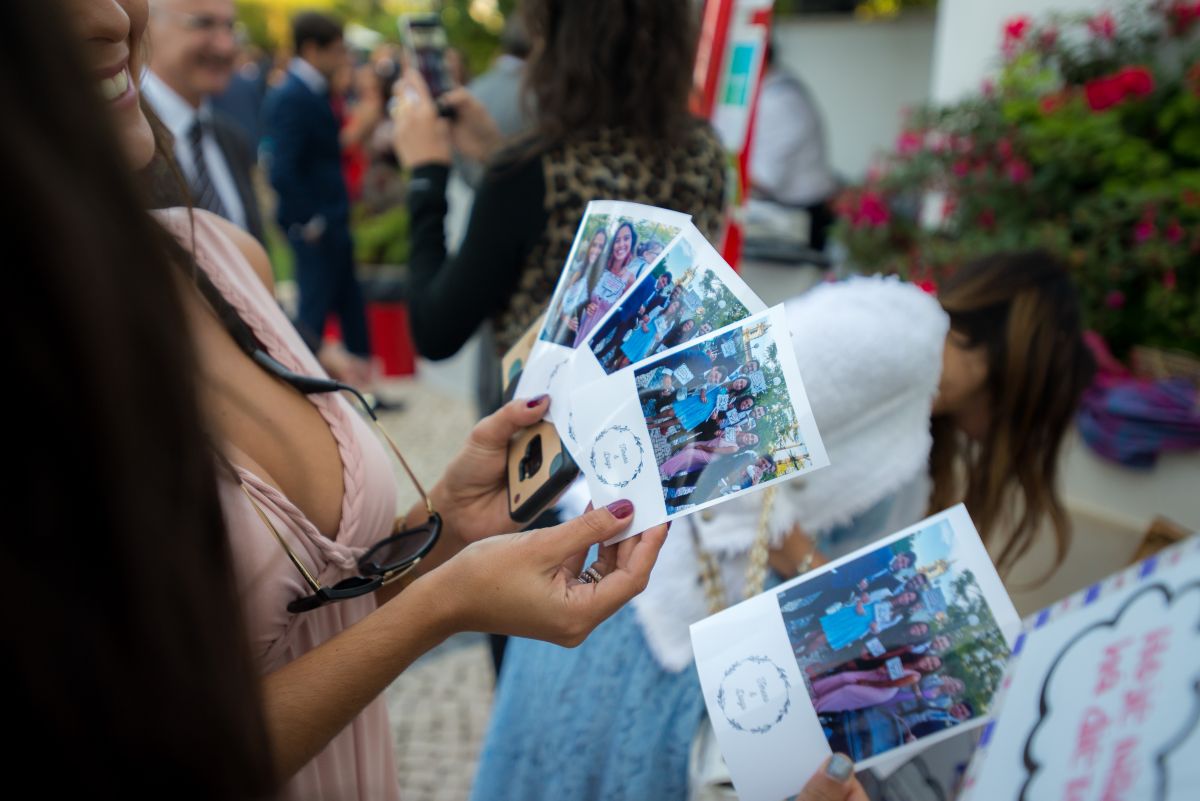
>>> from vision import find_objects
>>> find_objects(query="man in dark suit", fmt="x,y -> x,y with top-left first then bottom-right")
263,12 -> 371,369
143,0 -> 264,243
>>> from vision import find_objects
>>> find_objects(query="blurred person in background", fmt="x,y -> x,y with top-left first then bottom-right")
264,12 -> 373,386
214,38 -> 271,149
748,39 -> 837,254
143,0 -> 265,243
393,0 -> 727,411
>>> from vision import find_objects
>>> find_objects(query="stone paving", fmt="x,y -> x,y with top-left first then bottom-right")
374,379 -> 495,801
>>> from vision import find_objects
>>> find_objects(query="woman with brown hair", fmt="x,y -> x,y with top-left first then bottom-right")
393,0 -> 727,387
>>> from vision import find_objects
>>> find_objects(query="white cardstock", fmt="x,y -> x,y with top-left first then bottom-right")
690,505 -> 1022,801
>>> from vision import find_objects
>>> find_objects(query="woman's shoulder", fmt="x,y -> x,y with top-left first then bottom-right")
152,208 -> 275,294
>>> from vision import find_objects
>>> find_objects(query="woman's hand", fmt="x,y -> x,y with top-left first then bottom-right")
567,315 -> 580,332
428,503 -> 669,646
438,87 -> 503,163
793,754 -> 868,801
391,69 -> 452,167
428,395 -> 553,546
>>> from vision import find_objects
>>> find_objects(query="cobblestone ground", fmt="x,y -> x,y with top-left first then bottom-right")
374,379 -> 495,801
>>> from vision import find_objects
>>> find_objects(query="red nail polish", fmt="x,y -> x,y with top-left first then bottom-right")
526,394 -> 548,408
606,499 -> 634,520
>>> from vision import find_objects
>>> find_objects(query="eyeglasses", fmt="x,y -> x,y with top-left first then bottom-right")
160,8 -> 237,36
233,391 -> 441,614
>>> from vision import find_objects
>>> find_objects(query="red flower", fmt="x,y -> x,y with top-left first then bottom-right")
896,131 -> 924,156
1004,16 -> 1030,42
1002,16 -> 1030,57
996,138 -> 1014,160
857,192 -> 890,227
1006,159 -> 1032,184
1118,66 -> 1154,97
1105,290 -> 1126,310
915,279 -> 938,295
952,159 -> 971,178
1164,271 -> 1178,291
1134,220 -> 1156,243
979,208 -> 997,230
1085,76 -> 1124,111
1169,3 -> 1200,35
1088,11 -> 1116,40
1085,66 -> 1155,111
1039,27 -> 1059,50
1166,220 -> 1184,244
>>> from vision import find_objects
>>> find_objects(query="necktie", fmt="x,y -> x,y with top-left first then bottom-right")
187,119 -> 228,219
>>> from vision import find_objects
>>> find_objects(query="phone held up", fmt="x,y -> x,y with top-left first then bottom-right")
502,316 -> 580,525
398,14 -> 458,119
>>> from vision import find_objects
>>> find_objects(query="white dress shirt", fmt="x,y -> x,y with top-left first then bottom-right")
750,67 -> 837,207
288,57 -> 328,95
141,70 -> 247,228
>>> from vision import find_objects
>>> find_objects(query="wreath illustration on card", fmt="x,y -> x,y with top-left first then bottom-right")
717,655 -> 793,735
589,424 -> 646,488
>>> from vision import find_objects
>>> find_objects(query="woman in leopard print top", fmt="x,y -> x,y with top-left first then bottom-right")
395,0 -> 727,366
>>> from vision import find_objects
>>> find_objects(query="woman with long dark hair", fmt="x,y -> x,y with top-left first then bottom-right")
51,2 -> 672,799
394,0 -> 727,393
5,0 -> 271,794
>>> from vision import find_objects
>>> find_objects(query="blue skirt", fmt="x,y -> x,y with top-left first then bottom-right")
471,605 -> 705,801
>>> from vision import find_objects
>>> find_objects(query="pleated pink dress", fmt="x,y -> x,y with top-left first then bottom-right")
157,209 -> 401,801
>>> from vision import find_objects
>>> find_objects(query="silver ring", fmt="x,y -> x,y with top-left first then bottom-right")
576,564 -> 605,584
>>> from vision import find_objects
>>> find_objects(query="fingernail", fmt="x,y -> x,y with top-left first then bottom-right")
606,499 -> 634,520
826,753 -> 854,783
526,394 -> 548,408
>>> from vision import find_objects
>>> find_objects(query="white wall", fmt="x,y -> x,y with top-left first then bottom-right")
773,11 -> 937,180
931,0 -> 1113,103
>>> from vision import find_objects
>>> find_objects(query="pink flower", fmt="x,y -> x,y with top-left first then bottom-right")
1040,91 -> 1068,114
1164,270 -> 1178,291
1105,290 -> 1126,309
952,159 -> 971,178
896,131 -> 924,156
996,138 -> 1014,160
1006,159 -> 1032,184
981,79 -> 996,98
1085,76 -> 1125,111
1166,220 -> 1184,243
1039,27 -> 1059,50
1088,11 -> 1116,40
1135,220 -> 1156,243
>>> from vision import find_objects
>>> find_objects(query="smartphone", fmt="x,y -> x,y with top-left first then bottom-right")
502,314 -> 580,525
399,14 -> 454,100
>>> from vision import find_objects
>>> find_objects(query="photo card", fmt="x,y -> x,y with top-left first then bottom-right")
514,201 -> 689,421
580,227 -> 766,376
690,505 -> 1022,801
567,305 -> 829,539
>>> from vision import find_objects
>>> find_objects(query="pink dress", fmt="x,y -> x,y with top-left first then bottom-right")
810,668 -> 920,713
157,209 -> 401,801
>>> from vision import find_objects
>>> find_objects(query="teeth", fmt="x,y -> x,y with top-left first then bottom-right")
99,68 -> 130,101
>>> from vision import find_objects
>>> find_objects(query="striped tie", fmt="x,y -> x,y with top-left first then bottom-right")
187,119 -> 228,219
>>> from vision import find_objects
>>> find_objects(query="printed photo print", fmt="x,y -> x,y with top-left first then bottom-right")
775,519 -> 1011,763
540,210 -> 683,348
633,318 -> 815,513
584,236 -> 758,374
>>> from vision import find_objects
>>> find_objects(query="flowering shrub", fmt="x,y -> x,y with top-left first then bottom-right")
836,2 -> 1200,356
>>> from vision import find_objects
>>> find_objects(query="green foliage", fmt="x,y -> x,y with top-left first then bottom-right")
353,204 -> 410,265
836,3 -> 1200,356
